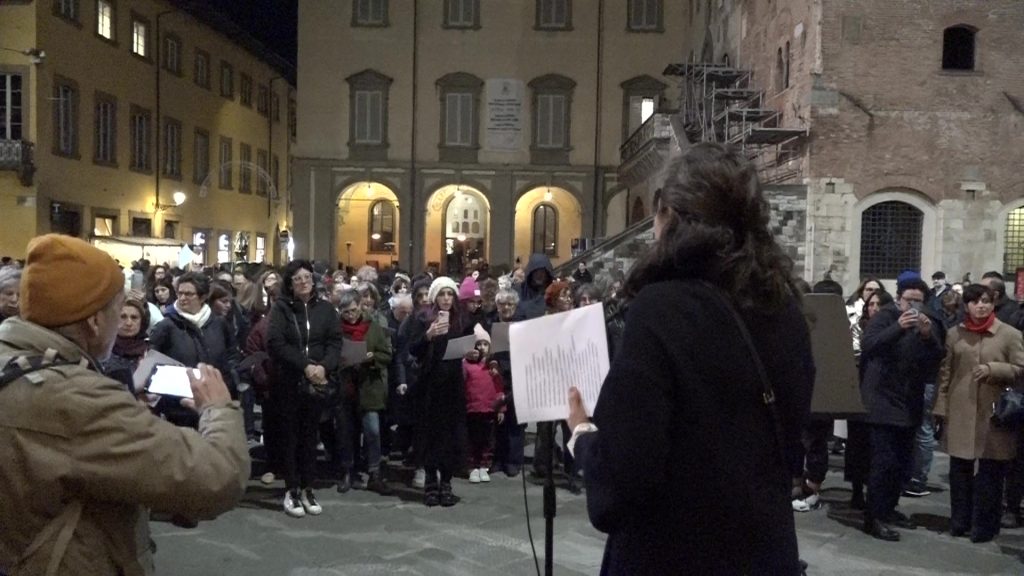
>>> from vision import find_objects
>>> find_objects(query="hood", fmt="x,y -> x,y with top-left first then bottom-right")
0,317 -> 94,366
525,253 -> 554,280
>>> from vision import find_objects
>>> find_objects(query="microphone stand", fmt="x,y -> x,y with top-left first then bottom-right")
543,421 -> 556,576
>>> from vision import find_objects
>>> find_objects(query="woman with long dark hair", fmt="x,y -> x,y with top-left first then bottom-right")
406,276 -> 474,507
267,260 -> 343,518
567,143 -> 815,575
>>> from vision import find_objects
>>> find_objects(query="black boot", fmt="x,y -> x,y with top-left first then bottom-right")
337,469 -> 352,494
424,478 -> 440,507
439,481 -> 457,507
368,472 -> 394,496
863,517 -> 900,542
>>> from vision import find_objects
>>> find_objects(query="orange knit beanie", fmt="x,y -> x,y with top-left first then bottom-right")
20,234 -> 124,328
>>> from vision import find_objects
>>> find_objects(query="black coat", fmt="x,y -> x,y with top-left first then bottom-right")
574,280 -> 814,576
150,309 -> 240,385
860,303 -> 945,427
266,296 -> 343,391
406,309 -> 473,472
515,254 -> 553,321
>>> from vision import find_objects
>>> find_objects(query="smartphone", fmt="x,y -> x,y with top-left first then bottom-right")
146,365 -> 199,398
437,310 -> 450,334
909,301 -> 924,313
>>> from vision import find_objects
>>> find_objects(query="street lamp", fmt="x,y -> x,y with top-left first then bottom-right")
157,191 -> 186,211
0,47 -> 45,65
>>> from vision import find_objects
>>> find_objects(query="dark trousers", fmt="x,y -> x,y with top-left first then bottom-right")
950,457 -> 1010,538
1005,429 -> 1024,516
281,391 -> 321,491
533,421 -> 574,476
467,412 -> 497,469
867,424 -> 915,521
494,403 -> 525,470
844,420 -> 872,488
262,391 -> 284,474
802,418 -> 833,485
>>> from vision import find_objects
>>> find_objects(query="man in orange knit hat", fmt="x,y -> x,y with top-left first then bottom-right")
0,235 -> 250,575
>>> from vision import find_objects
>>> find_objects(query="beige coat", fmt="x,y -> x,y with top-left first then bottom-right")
0,318 -> 250,576
934,318 -> 1024,461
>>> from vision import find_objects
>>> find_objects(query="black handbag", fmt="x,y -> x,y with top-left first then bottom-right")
992,387 -> 1024,429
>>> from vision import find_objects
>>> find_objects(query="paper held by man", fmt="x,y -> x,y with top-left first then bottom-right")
509,303 -> 610,423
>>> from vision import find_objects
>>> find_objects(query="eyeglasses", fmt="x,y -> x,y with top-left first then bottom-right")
900,296 -> 924,304
341,307 -> 360,316
292,273 -> 313,284
497,301 -> 517,308
177,290 -> 198,298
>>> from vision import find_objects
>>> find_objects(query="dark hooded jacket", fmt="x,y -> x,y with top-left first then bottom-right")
515,253 -> 554,321
266,287 -> 343,395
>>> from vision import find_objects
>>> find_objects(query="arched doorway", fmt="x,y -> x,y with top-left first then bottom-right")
859,200 -> 923,279
629,196 -> 647,225
336,181 -> 400,272
514,186 -> 582,267
424,185 -> 490,276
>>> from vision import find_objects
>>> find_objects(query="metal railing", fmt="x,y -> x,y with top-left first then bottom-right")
0,139 -> 35,185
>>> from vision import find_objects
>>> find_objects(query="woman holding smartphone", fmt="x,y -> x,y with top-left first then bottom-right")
407,276 -> 474,507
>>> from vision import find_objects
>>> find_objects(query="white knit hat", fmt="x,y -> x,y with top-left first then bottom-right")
427,276 -> 459,304
473,323 -> 490,344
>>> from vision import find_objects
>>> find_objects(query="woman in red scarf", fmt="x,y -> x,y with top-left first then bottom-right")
101,297 -> 150,396
934,283 -> 1024,542
333,289 -> 394,496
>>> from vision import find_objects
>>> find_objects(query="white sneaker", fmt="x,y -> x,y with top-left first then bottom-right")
260,472 -> 275,485
283,490 -> 305,518
479,468 -> 491,483
412,468 -> 426,489
300,489 -> 322,516
469,469 -> 481,483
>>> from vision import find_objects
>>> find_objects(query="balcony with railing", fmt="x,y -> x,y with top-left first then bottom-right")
0,139 -> 35,185
618,112 -> 683,188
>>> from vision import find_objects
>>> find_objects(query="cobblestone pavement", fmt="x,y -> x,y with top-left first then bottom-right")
152,450 -> 1024,575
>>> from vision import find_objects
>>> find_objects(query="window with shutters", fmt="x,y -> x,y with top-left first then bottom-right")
218,136 -> 232,189
437,72 -> 483,163
0,74 -> 24,142
620,74 -> 666,140
131,15 -> 149,59
129,105 -> 151,172
859,201 -> 923,278
627,0 -> 662,32
532,204 -> 558,256
93,92 -> 117,166
96,0 -> 115,41
194,49 -> 210,89
257,85 -> 270,117
444,0 -> 480,29
52,76 -> 79,158
536,0 -> 571,30
256,149 -> 268,196
239,143 -> 252,193
163,33 -> 182,76
162,117 -> 182,179
353,0 -> 388,27
56,0 -> 79,23
529,74 -> 575,164
220,61 -> 234,99
346,69 -> 392,160
240,74 -> 253,107
194,129 -> 210,184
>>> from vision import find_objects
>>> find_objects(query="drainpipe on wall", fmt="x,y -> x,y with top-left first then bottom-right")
409,0 -> 419,272
592,0 -> 605,238
268,76 -> 283,220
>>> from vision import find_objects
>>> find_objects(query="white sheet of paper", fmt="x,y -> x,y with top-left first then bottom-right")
490,322 -> 510,354
510,303 -> 610,423
147,365 -> 197,398
443,334 -> 479,360
132,350 -> 184,393
340,340 -> 369,367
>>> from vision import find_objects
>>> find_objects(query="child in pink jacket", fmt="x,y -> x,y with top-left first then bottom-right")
463,323 -> 505,483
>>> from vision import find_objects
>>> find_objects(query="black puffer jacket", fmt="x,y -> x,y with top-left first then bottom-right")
150,307 -> 240,386
267,296 -> 342,390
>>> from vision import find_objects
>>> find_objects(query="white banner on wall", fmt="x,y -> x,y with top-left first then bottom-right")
485,79 -> 524,151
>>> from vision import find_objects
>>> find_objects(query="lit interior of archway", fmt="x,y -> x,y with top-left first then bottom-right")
514,187 -> 582,267
424,185 -> 490,273
336,181 -> 400,270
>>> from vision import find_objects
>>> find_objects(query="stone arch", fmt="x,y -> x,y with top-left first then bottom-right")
424,183 -> 491,275
514,186 -> 582,266
850,189 -> 938,283
335,181 -> 400,270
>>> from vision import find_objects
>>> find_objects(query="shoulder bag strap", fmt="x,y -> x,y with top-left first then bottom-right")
704,284 -> 789,467
12,500 -> 83,576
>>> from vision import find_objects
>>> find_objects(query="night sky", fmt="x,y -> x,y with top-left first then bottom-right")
202,0 -> 298,66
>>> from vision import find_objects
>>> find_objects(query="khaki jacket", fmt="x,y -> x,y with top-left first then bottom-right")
0,318 -> 250,576
934,318 -> 1024,461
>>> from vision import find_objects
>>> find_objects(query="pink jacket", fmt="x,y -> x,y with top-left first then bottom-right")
463,360 -> 505,414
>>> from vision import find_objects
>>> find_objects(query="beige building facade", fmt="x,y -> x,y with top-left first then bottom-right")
294,0 -> 687,273
0,0 -> 294,266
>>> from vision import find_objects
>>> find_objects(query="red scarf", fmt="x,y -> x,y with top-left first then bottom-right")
964,313 -> 995,334
342,319 -> 371,342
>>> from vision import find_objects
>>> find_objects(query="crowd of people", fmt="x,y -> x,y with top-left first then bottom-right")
0,244 -> 628,520
4,141 -> 1024,573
